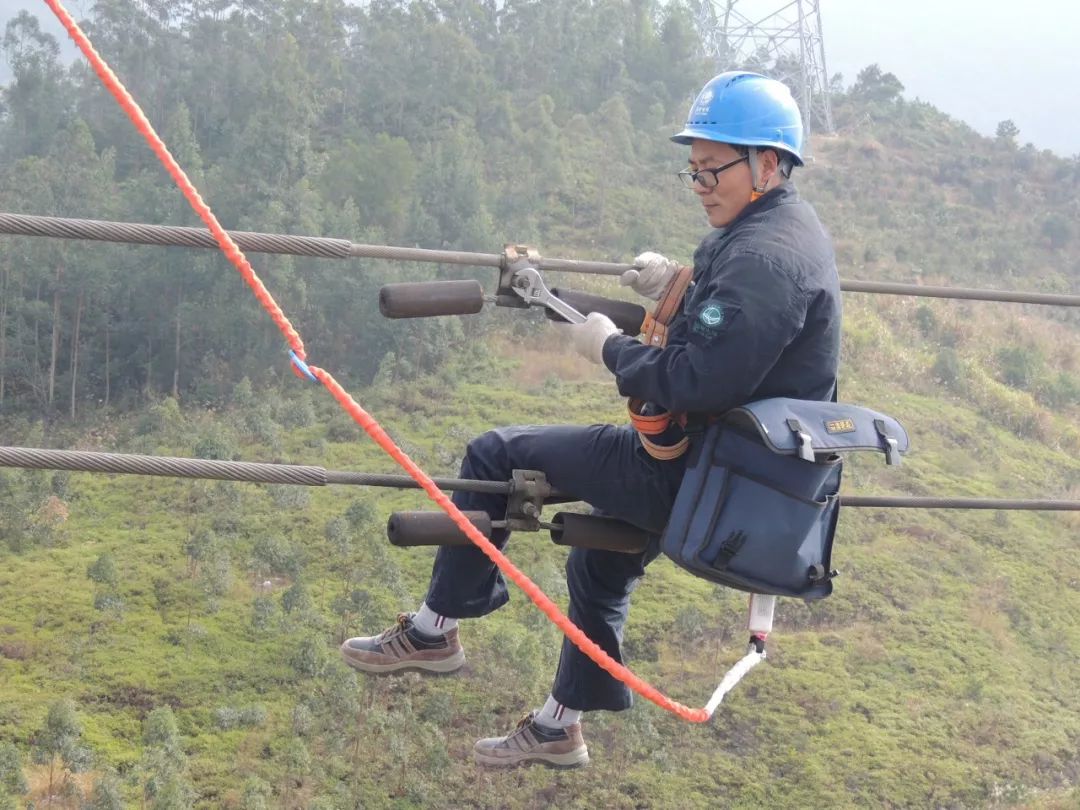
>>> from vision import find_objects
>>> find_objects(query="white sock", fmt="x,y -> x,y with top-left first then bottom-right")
536,695 -> 582,729
412,602 -> 457,636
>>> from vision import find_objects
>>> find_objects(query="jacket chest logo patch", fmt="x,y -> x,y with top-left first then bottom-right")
700,305 -> 724,327
690,298 -> 739,340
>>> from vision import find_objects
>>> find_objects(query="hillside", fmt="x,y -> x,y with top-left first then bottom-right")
1,1 -> 1078,808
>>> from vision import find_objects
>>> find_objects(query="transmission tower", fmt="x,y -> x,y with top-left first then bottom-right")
693,1 -> 835,154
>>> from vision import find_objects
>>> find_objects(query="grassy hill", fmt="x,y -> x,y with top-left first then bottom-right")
1,300 -> 1078,808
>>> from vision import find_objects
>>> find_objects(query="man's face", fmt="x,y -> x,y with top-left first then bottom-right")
687,139 -> 754,228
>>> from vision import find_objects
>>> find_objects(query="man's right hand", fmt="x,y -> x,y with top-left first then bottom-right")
620,252 -> 680,301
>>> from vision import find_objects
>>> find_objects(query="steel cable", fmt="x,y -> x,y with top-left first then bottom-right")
0,212 -> 353,259
2,446 -> 1078,511
0,446 -> 327,486
0,446 -> 512,493
839,495 -> 1080,511
2,211 -> 1078,306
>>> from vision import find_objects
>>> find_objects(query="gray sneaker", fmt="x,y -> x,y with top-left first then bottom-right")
474,712 -> 589,769
340,613 -> 465,674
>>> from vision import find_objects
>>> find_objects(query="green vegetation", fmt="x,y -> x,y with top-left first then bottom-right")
1,1 -> 1078,808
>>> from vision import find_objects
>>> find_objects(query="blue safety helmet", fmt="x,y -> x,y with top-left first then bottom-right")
671,72 -> 804,166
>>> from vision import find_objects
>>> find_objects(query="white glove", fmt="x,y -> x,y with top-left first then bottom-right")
555,312 -> 620,365
620,251 -> 680,300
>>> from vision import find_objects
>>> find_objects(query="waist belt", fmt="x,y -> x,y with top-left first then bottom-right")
628,265 -> 694,460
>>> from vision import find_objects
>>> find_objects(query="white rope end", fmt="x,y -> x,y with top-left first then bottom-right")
703,649 -> 766,718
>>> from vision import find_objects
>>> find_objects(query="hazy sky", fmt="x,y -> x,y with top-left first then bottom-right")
2,0 -> 1078,156
819,0 -> 1080,156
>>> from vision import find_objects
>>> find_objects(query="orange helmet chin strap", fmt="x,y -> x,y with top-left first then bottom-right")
748,147 -> 769,202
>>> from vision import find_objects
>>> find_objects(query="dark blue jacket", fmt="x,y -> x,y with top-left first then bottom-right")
602,184 -> 841,421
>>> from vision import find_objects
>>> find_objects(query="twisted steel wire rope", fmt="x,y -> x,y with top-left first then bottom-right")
2,211 -> 1078,306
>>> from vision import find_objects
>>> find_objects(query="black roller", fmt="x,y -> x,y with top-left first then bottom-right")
379,280 -> 485,319
549,512 -> 651,554
545,288 -> 646,336
387,510 -> 492,547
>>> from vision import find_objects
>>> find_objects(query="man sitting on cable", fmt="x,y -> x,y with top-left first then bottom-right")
341,71 -> 842,769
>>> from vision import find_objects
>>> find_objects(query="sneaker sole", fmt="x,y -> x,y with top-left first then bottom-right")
473,747 -> 590,769
339,646 -> 465,675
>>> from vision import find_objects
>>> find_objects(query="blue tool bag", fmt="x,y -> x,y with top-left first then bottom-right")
661,398 -> 909,600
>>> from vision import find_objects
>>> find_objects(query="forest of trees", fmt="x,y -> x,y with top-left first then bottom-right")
2,1 -> 1077,424
0,0 -> 712,420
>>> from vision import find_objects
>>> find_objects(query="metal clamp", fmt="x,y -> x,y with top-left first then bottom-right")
505,469 -> 553,531
497,245 -> 588,324
497,244 -> 543,309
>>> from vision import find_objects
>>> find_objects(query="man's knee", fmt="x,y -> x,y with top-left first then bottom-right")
462,425 -> 560,480
464,429 -> 503,460
461,428 -> 512,478
565,548 -> 645,605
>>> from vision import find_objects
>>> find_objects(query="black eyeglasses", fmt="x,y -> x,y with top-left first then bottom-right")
677,155 -> 749,189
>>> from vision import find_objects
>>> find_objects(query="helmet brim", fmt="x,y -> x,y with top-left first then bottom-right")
670,128 -> 708,146
670,128 -> 805,166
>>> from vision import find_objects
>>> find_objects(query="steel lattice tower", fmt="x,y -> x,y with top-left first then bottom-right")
693,0 -> 835,155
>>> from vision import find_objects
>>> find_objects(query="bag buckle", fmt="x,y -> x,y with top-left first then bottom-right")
874,419 -> 902,466
712,530 -> 747,569
785,418 -> 815,462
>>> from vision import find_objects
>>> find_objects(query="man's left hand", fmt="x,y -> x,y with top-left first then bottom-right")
555,312 -> 620,365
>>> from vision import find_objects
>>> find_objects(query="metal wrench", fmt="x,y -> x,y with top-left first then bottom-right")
509,266 -> 587,324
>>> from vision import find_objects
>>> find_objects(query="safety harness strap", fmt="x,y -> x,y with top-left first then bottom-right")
628,265 -> 694,459
637,433 -> 691,460
639,264 -> 694,347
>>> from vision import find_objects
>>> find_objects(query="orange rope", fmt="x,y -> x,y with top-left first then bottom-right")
44,0 -> 709,723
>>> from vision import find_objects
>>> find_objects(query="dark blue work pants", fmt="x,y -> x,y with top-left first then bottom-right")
424,424 -> 688,712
